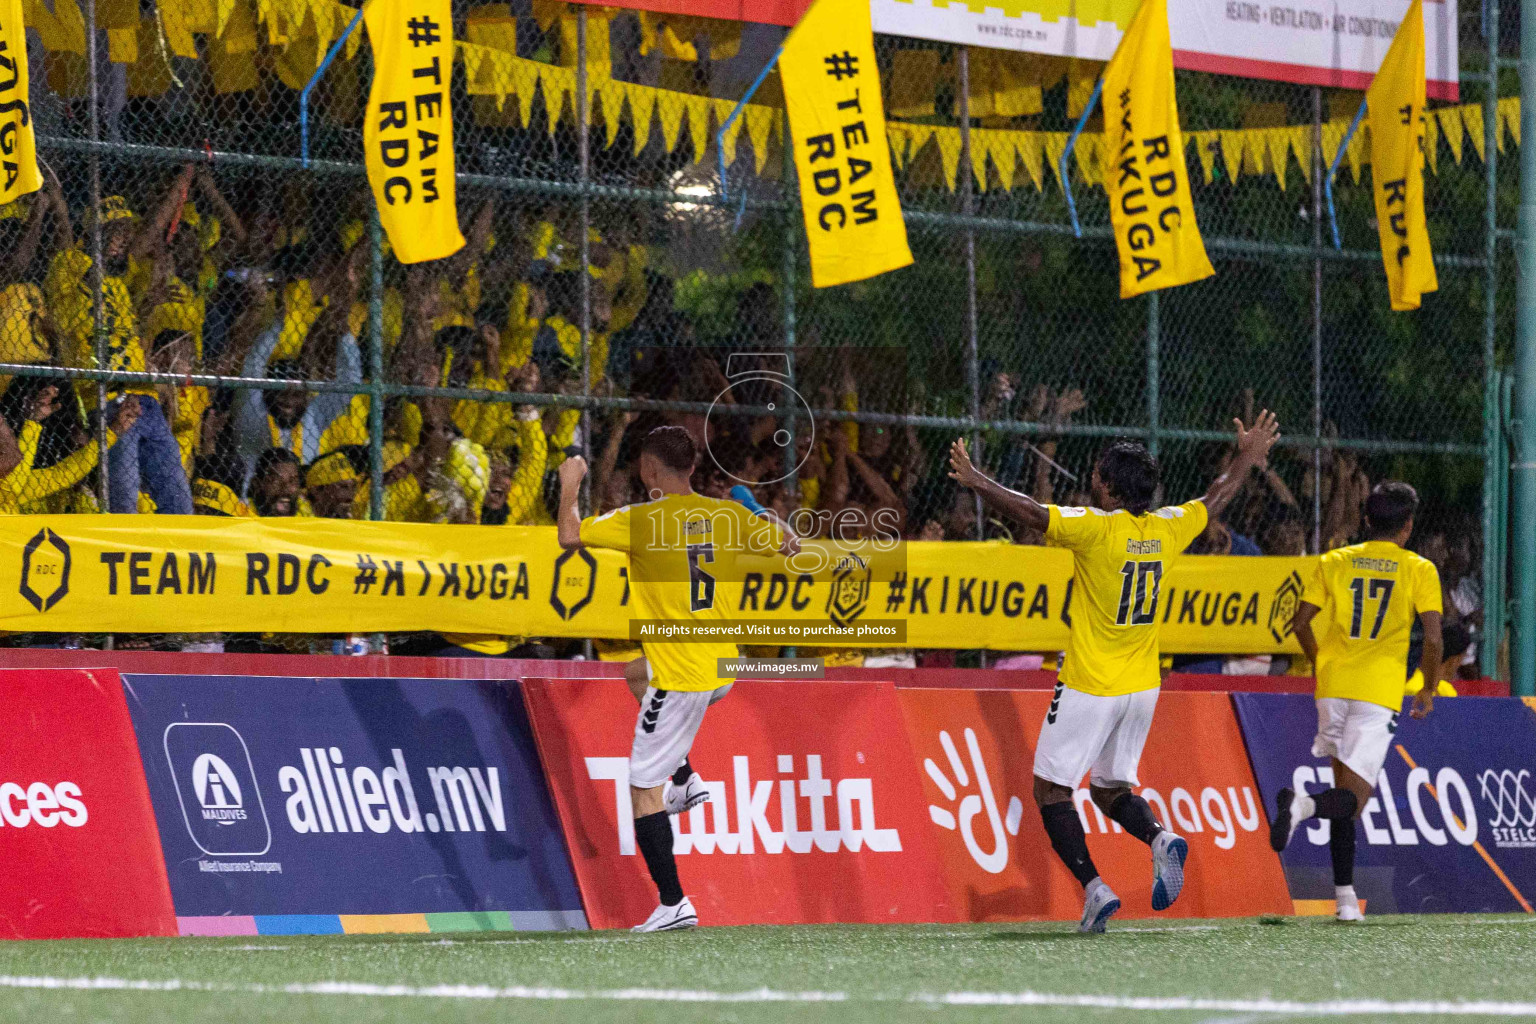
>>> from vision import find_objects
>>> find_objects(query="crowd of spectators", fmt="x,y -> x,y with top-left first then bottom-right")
0,169 -> 1485,674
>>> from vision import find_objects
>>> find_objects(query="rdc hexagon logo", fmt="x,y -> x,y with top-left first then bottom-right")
549,546 -> 597,621
19,528 -> 71,613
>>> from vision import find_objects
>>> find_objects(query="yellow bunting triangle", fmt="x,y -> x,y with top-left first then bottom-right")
715,99 -> 744,166
686,95 -> 711,162
989,134 -> 1016,192
933,126 -> 962,191
1043,132 -> 1067,191
600,80 -> 626,148
657,95 -> 685,154
628,81 -> 656,155
1500,96 -> 1520,147
1266,127 -> 1291,190
1017,132 -> 1044,191
1188,131 -> 1216,184
1462,103 -> 1485,161
969,128 -> 991,190
1436,106 -> 1463,164
745,105 -> 774,173
1217,130 -> 1244,184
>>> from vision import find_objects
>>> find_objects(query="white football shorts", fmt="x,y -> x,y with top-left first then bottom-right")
1312,697 -> 1399,785
1033,681 -> 1159,790
629,683 -> 732,789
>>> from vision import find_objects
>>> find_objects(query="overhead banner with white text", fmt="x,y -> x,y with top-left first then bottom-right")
568,0 -> 1458,101
0,518 -> 1311,652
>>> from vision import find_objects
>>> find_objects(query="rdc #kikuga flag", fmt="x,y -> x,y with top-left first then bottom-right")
1366,0 -> 1437,311
363,0 -> 465,264
780,0 -> 911,288
1101,0 -> 1213,298
0,0 -> 42,204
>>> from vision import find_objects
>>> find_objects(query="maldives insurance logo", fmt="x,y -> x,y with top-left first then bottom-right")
164,722 -> 272,857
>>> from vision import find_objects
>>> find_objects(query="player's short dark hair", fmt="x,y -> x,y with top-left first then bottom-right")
1096,440 -> 1160,515
1365,481 -> 1418,537
641,425 -> 698,472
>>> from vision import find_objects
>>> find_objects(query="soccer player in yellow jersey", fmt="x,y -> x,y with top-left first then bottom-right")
557,425 -> 796,932
1269,481 -> 1443,923
949,410 -> 1280,932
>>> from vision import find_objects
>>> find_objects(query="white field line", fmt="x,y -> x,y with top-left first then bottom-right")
3,975 -> 1536,1015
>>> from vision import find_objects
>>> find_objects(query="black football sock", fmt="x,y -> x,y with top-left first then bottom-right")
1330,817 -> 1357,887
1040,801 -> 1101,888
1311,788 -> 1360,820
633,811 -> 684,906
1106,793 -> 1165,846
671,759 -> 695,787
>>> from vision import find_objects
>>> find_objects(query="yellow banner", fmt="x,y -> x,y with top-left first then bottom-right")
1366,0 -> 1437,312
0,0 -> 42,204
0,517 -> 1309,654
780,0 -> 912,288
1101,0 -> 1213,299
363,0 -> 464,264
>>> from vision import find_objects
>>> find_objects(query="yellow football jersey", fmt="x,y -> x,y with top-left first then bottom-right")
1046,500 -> 1209,697
580,492 -> 783,692
1302,540 -> 1442,710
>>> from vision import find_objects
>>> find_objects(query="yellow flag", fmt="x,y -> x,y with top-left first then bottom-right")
1366,0 -> 1437,311
780,0 -> 911,288
1101,0 -> 1213,298
0,0 -> 43,205
363,0 -> 464,264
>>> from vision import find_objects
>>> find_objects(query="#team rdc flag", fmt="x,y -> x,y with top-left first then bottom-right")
1101,0 -> 1213,299
363,0 -> 465,264
780,0 -> 912,288
1366,0 -> 1437,311
0,0 -> 42,205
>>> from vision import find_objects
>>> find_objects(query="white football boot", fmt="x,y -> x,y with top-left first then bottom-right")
1335,886 -> 1365,923
632,896 -> 699,933
1150,831 -> 1189,911
1078,878 -> 1121,934
663,772 -> 711,816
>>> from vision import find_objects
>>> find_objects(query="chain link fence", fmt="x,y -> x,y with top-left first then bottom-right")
0,0 -> 1510,668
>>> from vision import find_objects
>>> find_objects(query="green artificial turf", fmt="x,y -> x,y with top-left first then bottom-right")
2,916 -> 1535,1023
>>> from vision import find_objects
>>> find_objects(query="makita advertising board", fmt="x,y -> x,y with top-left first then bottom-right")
0,669 -> 178,939
899,688 -> 1292,921
522,678 -> 957,929
1235,693 -> 1536,914
121,675 -> 586,933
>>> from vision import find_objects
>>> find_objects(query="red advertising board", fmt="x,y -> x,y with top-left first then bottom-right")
0,669 -> 177,938
897,688 -> 1292,921
522,678 -> 957,929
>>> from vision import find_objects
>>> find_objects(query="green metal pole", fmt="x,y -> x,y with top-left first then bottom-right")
1510,0 -> 1536,697
1482,0 -> 1503,678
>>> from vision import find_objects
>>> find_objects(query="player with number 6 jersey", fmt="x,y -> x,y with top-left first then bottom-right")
948,411 -> 1280,933
1269,480 -> 1444,923
557,425 -> 794,934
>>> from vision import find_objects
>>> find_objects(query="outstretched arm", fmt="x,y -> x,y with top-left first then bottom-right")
1200,409 -> 1280,519
948,437 -> 1048,535
556,454 -> 587,549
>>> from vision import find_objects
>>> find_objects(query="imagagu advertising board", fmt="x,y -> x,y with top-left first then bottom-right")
121,674 -> 586,934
